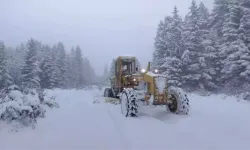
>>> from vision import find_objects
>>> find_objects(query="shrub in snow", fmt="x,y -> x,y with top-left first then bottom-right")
0,88 -> 45,126
240,92 -> 250,101
0,86 -> 59,127
93,99 -> 100,104
42,91 -> 59,108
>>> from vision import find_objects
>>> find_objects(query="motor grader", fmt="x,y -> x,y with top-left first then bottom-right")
104,56 -> 190,117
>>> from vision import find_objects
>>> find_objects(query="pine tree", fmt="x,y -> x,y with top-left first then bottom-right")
39,45 -> 57,89
239,0 -> 250,83
152,20 -> 165,69
161,7 -> 183,86
50,42 -> 67,88
197,1 -> 218,90
65,53 -> 73,88
51,45 -> 60,88
181,0 -> 204,90
209,0 -> 230,89
103,64 -> 109,80
222,1 -> 241,43
35,40 -> 43,63
239,0 -> 250,47
152,16 -> 173,72
219,0 -> 250,92
21,39 -> 41,90
66,47 -> 79,88
56,42 -> 67,88
82,58 -> 94,85
0,39 -> 97,90
210,0 -> 230,45
152,16 -> 171,69
74,46 -> 85,88
0,41 -> 13,89
171,6 -> 184,57
8,43 -> 26,86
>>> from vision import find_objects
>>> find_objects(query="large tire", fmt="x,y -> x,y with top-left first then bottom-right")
104,88 -> 114,98
167,87 -> 190,115
120,88 -> 139,117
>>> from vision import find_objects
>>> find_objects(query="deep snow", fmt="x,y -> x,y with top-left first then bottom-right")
1,88 -> 250,150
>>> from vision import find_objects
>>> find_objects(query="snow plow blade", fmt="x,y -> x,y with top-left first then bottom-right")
105,97 -> 120,105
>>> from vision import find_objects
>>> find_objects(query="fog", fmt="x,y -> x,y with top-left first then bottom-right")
1,0 -> 213,76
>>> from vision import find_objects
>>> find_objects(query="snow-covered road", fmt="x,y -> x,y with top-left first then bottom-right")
1,88 -> 250,150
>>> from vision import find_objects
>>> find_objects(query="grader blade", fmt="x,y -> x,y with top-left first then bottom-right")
105,97 -> 120,105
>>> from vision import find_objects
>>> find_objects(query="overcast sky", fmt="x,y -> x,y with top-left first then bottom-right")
1,0 -> 213,76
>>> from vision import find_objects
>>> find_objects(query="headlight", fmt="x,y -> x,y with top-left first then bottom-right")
133,78 -> 136,81
141,69 -> 146,73
154,69 -> 158,73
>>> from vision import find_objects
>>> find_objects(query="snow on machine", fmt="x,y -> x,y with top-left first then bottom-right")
104,56 -> 190,117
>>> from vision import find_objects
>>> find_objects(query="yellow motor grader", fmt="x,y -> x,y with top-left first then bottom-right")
104,56 -> 190,117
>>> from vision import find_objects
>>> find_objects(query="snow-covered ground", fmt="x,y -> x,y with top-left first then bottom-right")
1,88 -> 250,150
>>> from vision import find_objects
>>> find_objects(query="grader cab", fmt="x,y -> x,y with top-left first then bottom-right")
108,56 -> 141,95
104,56 -> 190,117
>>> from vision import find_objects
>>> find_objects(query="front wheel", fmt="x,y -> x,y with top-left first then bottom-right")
120,88 -> 139,117
167,87 -> 190,115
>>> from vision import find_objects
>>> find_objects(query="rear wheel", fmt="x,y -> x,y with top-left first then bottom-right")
104,88 -> 114,98
120,88 -> 139,117
167,87 -> 190,115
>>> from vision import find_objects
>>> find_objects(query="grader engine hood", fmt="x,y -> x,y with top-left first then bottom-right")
143,71 -> 168,105
154,76 -> 167,94
124,74 -> 142,81
122,74 -> 142,87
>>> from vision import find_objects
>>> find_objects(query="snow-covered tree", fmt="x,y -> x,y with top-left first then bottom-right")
83,58 -> 95,85
150,0 -> 250,93
68,47 -> 77,87
65,51 -> 73,88
222,1 -> 241,43
0,40 -> 59,128
21,39 -> 41,90
210,0 -> 230,45
181,0 -> 205,90
152,17 -> 172,70
50,42 -> 67,88
239,0 -> 250,48
170,6 -> 184,57
239,0 -> 250,83
219,0 -> 250,92
152,20 -> 165,69
56,42 -> 67,88
8,43 -> 26,86
197,1 -> 218,90
0,38 -> 96,90
103,64 -> 109,80
0,41 -> 13,89
74,46 -> 85,88
50,45 -> 59,88
34,40 -> 43,63
39,45 -> 57,89
161,7 -> 184,86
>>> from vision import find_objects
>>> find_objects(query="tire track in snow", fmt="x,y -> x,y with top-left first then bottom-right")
107,109 -> 131,150
138,112 -> 167,124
